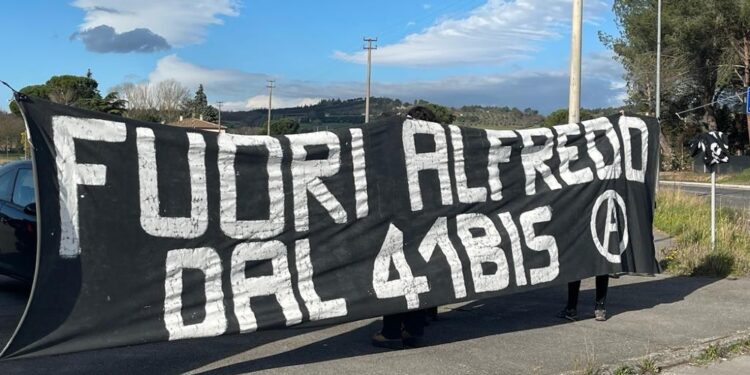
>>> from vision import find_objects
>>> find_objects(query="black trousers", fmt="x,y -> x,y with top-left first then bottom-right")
566,275 -> 609,310
381,310 -> 425,339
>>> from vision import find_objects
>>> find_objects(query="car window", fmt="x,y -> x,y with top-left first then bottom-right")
12,169 -> 35,207
0,170 -> 15,201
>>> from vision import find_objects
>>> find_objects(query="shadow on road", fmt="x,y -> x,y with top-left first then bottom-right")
0,276 -> 720,375
203,275 -> 720,375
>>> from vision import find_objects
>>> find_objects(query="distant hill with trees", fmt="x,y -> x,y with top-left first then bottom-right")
221,97 -> 623,134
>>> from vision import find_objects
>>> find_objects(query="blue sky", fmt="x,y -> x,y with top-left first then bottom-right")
0,0 -> 625,114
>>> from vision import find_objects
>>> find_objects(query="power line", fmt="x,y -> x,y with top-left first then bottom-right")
364,37 -> 377,124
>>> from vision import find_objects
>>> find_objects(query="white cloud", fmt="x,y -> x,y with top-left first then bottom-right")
133,52 -> 624,114
72,0 -> 239,47
334,0 -> 609,67
148,54 -> 268,95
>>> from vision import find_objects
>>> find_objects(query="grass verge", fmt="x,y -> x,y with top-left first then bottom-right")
691,339 -> 750,366
654,189 -> 750,277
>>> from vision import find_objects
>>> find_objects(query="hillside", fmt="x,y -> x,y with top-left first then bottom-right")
221,97 -> 621,133
221,98 -> 408,132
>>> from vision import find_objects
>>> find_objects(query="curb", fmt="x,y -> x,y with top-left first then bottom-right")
660,180 -> 750,191
563,330 -> 750,375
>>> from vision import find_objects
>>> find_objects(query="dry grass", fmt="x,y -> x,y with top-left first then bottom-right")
654,189 -> 750,277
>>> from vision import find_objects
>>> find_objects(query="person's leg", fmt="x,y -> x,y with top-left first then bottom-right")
402,310 -> 426,347
594,275 -> 609,308
558,281 -> 581,320
426,306 -> 438,322
594,275 -> 609,321
567,280 -> 582,310
372,313 -> 405,349
381,313 -> 404,339
403,310 -> 425,337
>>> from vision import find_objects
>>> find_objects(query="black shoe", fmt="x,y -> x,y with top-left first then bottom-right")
371,332 -> 404,350
556,308 -> 578,321
402,331 -> 424,348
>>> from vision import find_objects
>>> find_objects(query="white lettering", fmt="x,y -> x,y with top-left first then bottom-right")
164,247 -> 227,340
137,128 -> 208,238
498,212 -> 528,287
456,213 -> 510,293
402,119 -> 453,211
486,130 -> 515,201
217,133 -> 285,239
618,116 -> 649,183
418,217 -> 467,298
449,125 -> 486,203
287,132 -> 347,232
583,118 -> 622,180
520,206 -> 559,285
295,239 -> 347,321
349,129 -> 370,218
231,241 -> 303,332
553,123 -> 594,186
53,116 -> 126,258
518,128 -> 562,195
373,224 -> 430,309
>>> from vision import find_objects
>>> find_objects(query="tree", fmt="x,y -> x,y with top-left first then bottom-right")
112,79 -> 190,122
269,118 -> 300,135
0,111 -> 24,152
415,102 -> 456,124
543,108 -> 596,127
544,109 -> 570,127
714,0 -> 750,148
9,85 -> 50,115
92,92 -> 128,116
46,75 -> 101,107
9,72 -> 126,118
603,0 -> 737,163
154,80 -> 190,120
183,84 -> 219,123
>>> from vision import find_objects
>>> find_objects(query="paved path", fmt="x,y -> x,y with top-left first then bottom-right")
0,233 -> 748,374
665,355 -> 750,374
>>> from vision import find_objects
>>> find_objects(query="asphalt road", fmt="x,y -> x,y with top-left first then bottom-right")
1,271 -> 749,374
660,181 -> 750,213
0,234 -> 747,375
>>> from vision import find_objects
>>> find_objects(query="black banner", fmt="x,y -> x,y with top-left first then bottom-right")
2,96 -> 659,358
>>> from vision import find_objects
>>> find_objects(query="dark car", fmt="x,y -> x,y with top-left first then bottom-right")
0,160 -> 36,283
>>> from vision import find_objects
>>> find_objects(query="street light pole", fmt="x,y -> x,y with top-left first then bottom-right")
656,0 -> 662,121
568,0 -> 583,124
655,0 -> 663,191
267,80 -> 275,136
364,37 -> 377,124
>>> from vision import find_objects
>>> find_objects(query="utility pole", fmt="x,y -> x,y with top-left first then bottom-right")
216,101 -> 223,133
364,37 -> 377,124
568,0 -> 583,124
655,0 -> 663,191
267,80 -> 275,136
655,0 -> 662,121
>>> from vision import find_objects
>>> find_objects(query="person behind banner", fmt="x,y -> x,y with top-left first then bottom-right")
371,105 -> 439,350
557,275 -> 609,321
